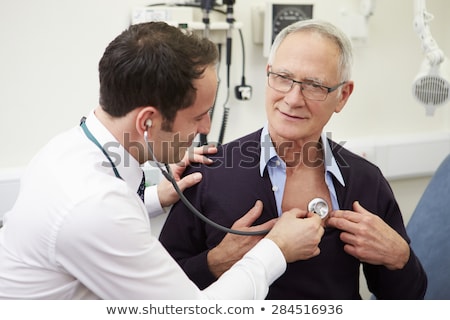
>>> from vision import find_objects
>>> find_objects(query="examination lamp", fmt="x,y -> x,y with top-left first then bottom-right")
412,0 -> 450,116
413,59 -> 450,116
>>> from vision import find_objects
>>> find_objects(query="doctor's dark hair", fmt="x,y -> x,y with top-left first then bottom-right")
98,21 -> 218,127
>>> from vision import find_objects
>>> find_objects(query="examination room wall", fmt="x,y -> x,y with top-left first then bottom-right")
2,0 -> 449,214
0,0 -> 449,297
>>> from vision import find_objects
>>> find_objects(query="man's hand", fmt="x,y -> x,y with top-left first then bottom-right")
157,145 -> 217,208
266,209 -> 324,263
326,201 -> 410,270
207,200 -> 277,278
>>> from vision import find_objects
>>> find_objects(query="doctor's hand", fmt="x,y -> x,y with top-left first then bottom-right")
266,209 -> 324,263
157,145 -> 217,208
207,200 -> 277,278
326,201 -> 410,270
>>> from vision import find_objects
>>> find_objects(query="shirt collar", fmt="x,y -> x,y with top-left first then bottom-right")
84,109 -> 143,193
259,124 -> 345,187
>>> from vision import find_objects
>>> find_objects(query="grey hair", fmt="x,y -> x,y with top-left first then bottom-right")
267,19 -> 353,83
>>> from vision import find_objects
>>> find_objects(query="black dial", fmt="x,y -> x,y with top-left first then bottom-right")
272,5 -> 313,43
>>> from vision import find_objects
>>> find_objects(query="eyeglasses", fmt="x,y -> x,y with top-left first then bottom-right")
267,71 -> 347,101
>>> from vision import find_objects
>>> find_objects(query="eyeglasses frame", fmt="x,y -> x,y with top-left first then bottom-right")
267,71 -> 347,101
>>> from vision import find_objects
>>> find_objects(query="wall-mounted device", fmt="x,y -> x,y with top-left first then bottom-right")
254,1 -> 374,56
338,0 -> 375,46
263,1 -> 314,57
131,5 -> 241,44
412,0 -> 450,116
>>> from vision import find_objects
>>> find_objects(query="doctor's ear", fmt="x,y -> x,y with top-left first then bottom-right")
136,106 -> 158,134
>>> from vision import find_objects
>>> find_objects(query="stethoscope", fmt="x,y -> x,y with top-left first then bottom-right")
80,117 -> 329,236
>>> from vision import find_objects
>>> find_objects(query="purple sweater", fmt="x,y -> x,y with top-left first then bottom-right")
159,129 -> 427,299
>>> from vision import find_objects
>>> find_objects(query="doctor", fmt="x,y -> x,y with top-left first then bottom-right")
0,21 -> 324,299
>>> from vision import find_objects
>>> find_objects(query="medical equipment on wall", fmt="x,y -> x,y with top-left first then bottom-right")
256,0 -> 375,56
412,0 -> 450,116
216,0 -> 234,146
142,126 -> 329,235
202,0 -> 252,146
263,0 -> 315,57
198,0 -> 218,146
131,2 -> 250,146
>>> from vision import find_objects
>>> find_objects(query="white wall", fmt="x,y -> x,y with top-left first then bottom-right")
1,0 -> 448,222
0,0 -> 449,168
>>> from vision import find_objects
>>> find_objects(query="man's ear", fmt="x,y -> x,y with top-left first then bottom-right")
335,81 -> 354,113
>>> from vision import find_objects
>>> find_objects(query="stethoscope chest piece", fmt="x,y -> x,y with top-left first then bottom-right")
308,198 -> 329,219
